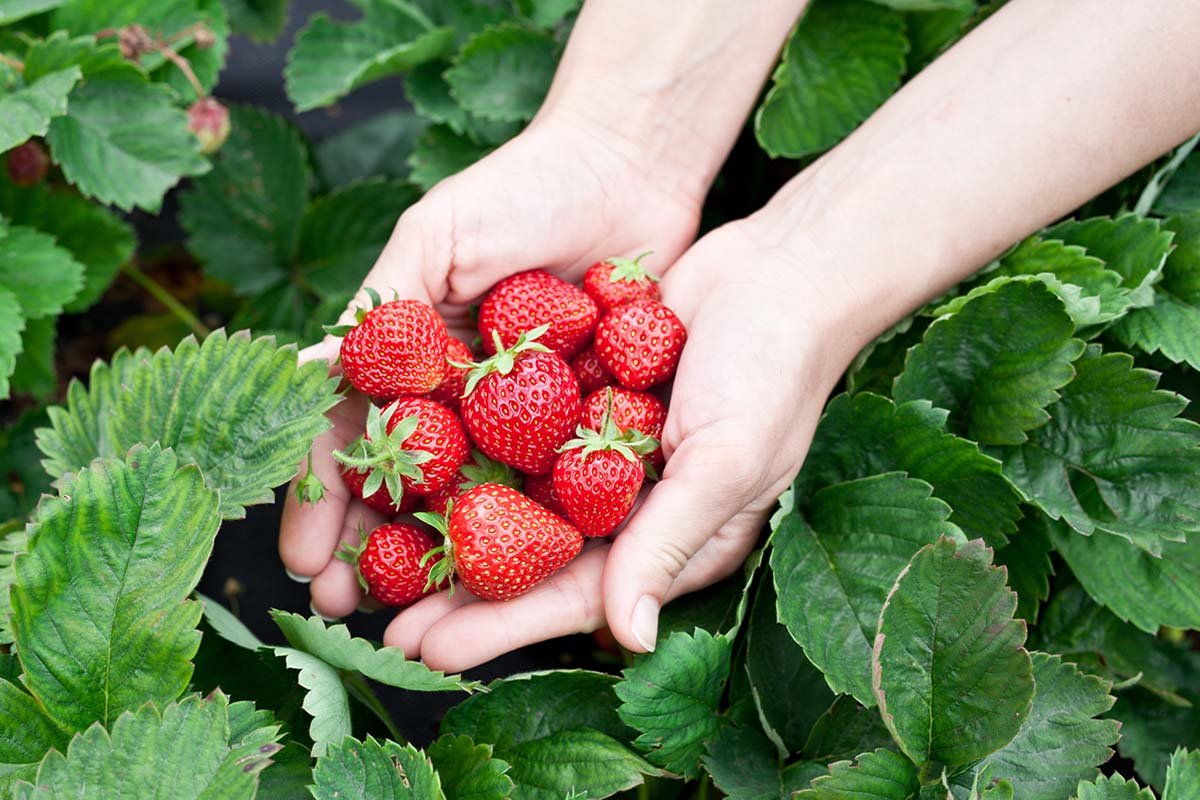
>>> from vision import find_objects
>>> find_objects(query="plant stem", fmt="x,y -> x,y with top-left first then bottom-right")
120,261 -> 210,338
343,672 -> 403,742
1134,131 -> 1200,215
155,42 -> 206,98
696,775 -> 710,800
0,53 -> 24,71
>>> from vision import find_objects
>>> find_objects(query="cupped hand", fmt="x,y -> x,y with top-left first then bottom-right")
381,219 -> 865,671
278,115 -> 703,619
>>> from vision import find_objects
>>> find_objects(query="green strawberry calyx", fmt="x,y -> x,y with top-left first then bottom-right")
461,324 -> 552,398
606,251 -> 659,285
294,452 -> 326,505
456,449 -> 523,493
322,287 -> 399,335
559,390 -> 658,467
335,522 -> 372,593
415,506 -> 457,594
332,402 -> 435,507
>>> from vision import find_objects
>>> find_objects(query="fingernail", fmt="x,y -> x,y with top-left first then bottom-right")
631,595 -> 659,653
309,602 -> 338,622
285,568 -> 312,584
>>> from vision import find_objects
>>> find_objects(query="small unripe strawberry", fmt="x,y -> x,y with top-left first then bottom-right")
188,97 -> 231,154
6,141 -> 49,187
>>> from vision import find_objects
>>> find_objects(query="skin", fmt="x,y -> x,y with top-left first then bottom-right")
281,0 -> 1200,672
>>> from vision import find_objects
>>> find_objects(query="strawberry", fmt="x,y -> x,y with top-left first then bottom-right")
581,387 -> 667,474
337,523 -> 441,607
552,415 -> 656,538
583,252 -> 661,311
334,397 -> 469,509
478,270 -> 599,361
6,141 -> 49,187
341,462 -> 419,514
594,300 -> 686,391
424,450 -> 522,516
570,344 -> 616,395
461,326 -> 582,475
425,337 -> 474,412
331,291 -> 449,399
418,483 -> 583,601
522,471 -> 566,516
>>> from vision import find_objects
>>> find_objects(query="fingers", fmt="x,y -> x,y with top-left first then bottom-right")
382,586 -> 482,659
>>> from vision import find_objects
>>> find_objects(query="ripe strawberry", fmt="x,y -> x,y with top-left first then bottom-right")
581,387 -> 667,474
425,338 -> 474,412
334,397 -> 469,508
552,417 -> 656,538
583,252 -> 661,311
478,270 -> 599,360
423,450 -> 522,516
341,461 -> 419,514
570,344 -> 615,395
461,326 -> 582,475
6,141 -> 49,187
337,523 -> 441,607
594,300 -> 686,391
332,292 -> 449,399
522,471 -> 566,516
417,483 -> 582,601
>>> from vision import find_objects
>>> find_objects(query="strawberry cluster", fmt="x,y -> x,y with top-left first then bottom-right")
328,256 -> 686,607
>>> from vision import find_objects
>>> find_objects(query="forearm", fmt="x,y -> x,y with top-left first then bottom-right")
753,0 -> 1200,363
537,0 -> 810,203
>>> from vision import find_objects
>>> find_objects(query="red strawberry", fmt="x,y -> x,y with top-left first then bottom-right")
425,338 -> 474,412
334,397 -> 469,508
418,483 -> 582,601
337,523 -> 441,607
341,462 -> 419,514
583,252 -> 661,312
581,387 -> 667,473
570,344 -> 616,395
552,418 -> 655,538
478,270 -> 599,360
594,300 -> 686,390
424,450 -> 522,516
460,326 -> 581,475
334,292 -> 449,399
6,141 -> 49,187
522,471 -> 566,516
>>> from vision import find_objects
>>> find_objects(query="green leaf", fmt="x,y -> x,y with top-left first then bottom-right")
1113,213 -> 1200,368
9,316 -> 55,400
905,5 -> 974,73
11,446 -> 220,732
285,1 -> 454,112
969,653 -> 1117,800
0,0 -> 60,24
1072,776 -> 1156,800
47,67 -> 210,212
1113,689 -> 1200,793
0,224 -> 85,318
0,170 -> 136,312
895,280 -> 1084,445
1156,151 -> 1200,214
442,670 -> 657,800
310,736 -> 444,800
800,696 -> 894,764
701,723 -> 824,800
1164,749 -> 1200,800
873,538 -> 1034,773
796,749 -> 920,800
272,646 -> 348,758
1049,522 -> 1200,633
798,393 -> 1021,545
37,330 -> 340,519
405,61 -> 520,145
428,734 -> 514,800
0,287 -> 23,400
994,345 -> 1200,554
0,66 -> 79,152
873,0 -> 971,9
515,0 -> 579,28
755,0 -> 908,159
270,611 -> 479,693
316,111 -> 427,188
658,556 -> 759,643
407,123 -> 491,190
445,23 -> 559,123
615,629 -> 731,779
745,576 -> 835,754
0,678 -> 68,797
13,693 -> 277,799
1045,214 -> 1174,308
179,105 -> 310,297
224,0 -> 289,42
993,513 -> 1054,622
296,179 -> 421,297
771,472 -> 962,705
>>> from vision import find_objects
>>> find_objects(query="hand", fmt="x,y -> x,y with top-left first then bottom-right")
381,219 -> 864,671
278,116 -> 704,619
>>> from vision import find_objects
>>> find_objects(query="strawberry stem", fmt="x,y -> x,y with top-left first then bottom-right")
461,324 -> 552,398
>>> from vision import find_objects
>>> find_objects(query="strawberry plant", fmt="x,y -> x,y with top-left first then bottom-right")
2,1 -> 1200,799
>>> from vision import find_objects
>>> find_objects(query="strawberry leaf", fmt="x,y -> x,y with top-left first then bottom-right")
755,0 -> 908,159
1071,776 -> 1156,800
0,0 -> 60,24
445,23 -> 559,123
0,64 -> 79,152
993,513 -> 1055,623
405,61 -> 521,145
407,123 -> 492,191
701,723 -> 825,800
1045,214 -> 1175,309
316,110 -> 427,188
8,316 -> 55,400
0,677 -> 69,797
310,736 -> 444,800
1112,689 -> 1200,795
795,749 -> 920,800
0,288 -> 24,401
427,734 -> 514,800
225,0 -> 288,43
1164,749 -> 1200,800
0,224 -> 85,319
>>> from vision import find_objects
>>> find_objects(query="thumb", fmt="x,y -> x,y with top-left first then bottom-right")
601,437 -> 750,653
